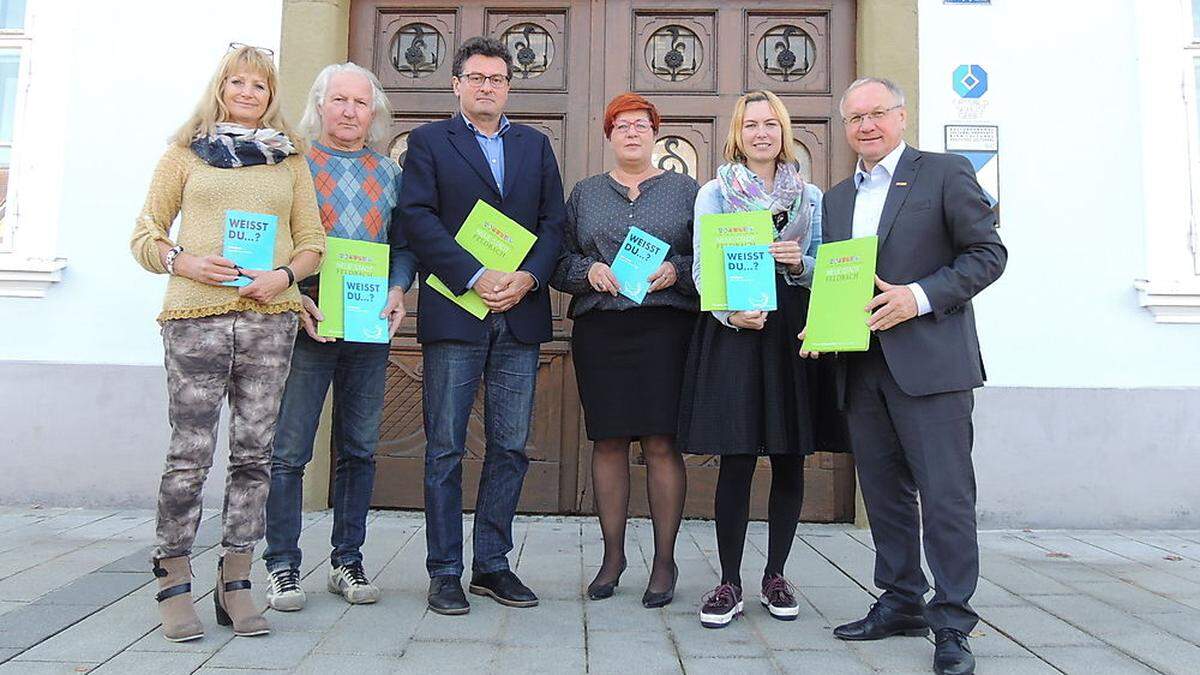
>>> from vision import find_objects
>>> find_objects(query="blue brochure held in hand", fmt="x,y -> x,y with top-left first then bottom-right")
723,245 -> 776,311
342,275 -> 390,344
610,226 -> 670,304
221,210 -> 277,287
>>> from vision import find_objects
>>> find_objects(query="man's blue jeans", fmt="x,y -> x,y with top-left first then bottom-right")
264,331 -> 389,572
422,314 -> 539,578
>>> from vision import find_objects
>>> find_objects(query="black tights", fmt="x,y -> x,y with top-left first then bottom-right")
591,434 -> 686,593
713,454 -> 805,589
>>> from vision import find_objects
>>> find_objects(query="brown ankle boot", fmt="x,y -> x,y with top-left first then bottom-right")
215,551 -> 269,636
153,556 -> 203,642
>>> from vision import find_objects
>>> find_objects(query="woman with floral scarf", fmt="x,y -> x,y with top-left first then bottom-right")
677,90 -> 824,629
130,44 -> 325,641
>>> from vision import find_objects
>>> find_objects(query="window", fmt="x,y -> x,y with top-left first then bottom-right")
0,0 -> 27,250
1133,0 -> 1200,321
1185,0 -> 1200,273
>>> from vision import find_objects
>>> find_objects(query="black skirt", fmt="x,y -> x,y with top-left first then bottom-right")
572,306 -> 696,441
676,276 -> 824,456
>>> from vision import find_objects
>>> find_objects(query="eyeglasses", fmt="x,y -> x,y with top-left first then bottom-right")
612,120 -> 653,135
842,104 -> 901,127
457,72 -> 510,88
228,42 -> 275,56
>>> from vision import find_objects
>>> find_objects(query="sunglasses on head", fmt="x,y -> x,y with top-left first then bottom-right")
227,42 -> 275,57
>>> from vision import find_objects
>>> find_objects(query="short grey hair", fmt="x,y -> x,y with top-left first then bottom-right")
838,77 -> 906,117
299,62 -> 391,144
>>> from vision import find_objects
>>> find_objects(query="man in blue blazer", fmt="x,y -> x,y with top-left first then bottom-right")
802,78 -> 1006,675
398,36 -> 565,615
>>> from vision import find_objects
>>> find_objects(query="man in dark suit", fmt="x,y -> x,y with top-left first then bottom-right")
801,78 -> 1006,675
399,36 -> 565,616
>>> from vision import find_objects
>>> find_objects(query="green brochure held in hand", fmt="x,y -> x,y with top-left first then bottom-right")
699,210 -> 775,311
317,237 -> 390,339
426,200 -> 538,320
801,236 -> 879,352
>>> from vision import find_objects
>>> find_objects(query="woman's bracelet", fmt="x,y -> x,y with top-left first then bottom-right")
275,265 -> 295,286
165,246 -> 184,275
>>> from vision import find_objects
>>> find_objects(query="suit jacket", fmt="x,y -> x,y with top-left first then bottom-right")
399,114 -> 566,345
823,145 -> 1007,399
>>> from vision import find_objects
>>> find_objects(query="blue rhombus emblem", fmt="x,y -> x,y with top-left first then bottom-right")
952,64 -> 988,98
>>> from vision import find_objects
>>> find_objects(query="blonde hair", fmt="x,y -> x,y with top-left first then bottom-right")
171,46 -> 299,148
299,62 -> 392,144
722,90 -> 798,165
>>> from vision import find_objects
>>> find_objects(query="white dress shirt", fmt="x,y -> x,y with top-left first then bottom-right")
852,141 -> 932,316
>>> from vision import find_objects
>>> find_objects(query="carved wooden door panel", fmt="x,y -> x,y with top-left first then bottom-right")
349,0 -> 858,521
349,0 -> 591,513
583,1 -> 858,522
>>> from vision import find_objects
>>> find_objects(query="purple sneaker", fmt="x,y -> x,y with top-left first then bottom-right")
699,583 -> 744,629
761,574 -> 799,620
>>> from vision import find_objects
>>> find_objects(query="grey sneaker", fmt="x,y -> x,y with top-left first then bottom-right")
328,562 -> 380,604
266,567 -> 305,612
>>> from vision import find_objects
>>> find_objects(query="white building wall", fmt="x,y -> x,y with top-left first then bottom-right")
0,0 -> 284,508
918,0 -> 1200,388
918,0 -> 1200,528
0,0 -> 283,366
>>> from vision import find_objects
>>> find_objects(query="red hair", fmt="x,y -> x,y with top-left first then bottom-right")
603,92 -> 660,138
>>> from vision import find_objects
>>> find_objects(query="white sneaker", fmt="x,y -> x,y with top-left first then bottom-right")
328,562 -> 380,604
266,567 -> 306,612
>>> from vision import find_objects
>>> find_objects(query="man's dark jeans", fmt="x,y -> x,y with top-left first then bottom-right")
264,331 -> 389,571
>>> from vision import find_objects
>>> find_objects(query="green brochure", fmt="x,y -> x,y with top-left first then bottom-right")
699,210 -> 775,311
317,237 -> 390,339
801,236 -> 879,352
426,200 -> 538,320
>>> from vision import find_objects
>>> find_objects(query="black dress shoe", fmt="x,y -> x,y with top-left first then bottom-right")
934,628 -> 975,675
833,602 -> 929,641
641,563 -> 677,609
427,576 -> 469,615
587,559 -> 626,601
469,570 -> 539,608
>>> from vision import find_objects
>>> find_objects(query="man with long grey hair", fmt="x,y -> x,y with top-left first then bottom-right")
262,61 -> 417,611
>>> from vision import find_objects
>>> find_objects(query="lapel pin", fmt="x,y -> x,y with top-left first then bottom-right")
894,181 -> 908,187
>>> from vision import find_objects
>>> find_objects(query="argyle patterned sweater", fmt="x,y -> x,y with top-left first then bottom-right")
304,141 -> 416,293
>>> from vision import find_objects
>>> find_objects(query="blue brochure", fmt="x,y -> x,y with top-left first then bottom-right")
723,245 -> 776,311
221,210 -> 277,287
610,226 -> 670,304
342,274 -> 390,344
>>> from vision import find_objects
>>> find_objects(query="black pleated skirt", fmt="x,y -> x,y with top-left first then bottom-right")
572,306 -> 696,441
676,276 -> 826,456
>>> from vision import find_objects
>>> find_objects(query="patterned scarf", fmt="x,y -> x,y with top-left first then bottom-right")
716,161 -> 813,250
190,123 -> 296,168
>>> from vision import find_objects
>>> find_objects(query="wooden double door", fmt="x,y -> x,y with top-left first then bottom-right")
348,0 -> 858,521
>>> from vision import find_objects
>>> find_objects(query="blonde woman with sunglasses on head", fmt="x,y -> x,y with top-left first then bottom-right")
130,44 -> 325,641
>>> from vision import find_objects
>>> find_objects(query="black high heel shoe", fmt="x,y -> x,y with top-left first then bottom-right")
587,559 -> 627,601
641,562 -> 678,608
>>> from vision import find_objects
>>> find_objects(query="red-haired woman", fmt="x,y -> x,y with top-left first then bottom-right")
552,93 -> 698,608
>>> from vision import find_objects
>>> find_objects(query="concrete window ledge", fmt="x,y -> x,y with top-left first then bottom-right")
1134,277 -> 1200,323
0,255 -> 68,298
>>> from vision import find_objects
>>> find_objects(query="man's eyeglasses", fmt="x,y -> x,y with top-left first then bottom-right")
228,42 -> 275,57
842,104 -> 901,127
457,72 -> 511,88
612,120 -> 653,135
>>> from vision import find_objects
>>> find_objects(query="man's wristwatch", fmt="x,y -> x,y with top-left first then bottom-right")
164,245 -> 184,275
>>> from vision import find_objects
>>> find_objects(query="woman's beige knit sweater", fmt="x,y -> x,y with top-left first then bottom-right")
131,145 -> 326,322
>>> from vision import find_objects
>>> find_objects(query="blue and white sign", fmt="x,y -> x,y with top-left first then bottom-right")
952,64 -> 988,98
945,0 -> 990,4
945,124 -> 999,219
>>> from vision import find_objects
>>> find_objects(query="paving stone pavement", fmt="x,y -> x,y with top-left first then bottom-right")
0,506 -> 1197,673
